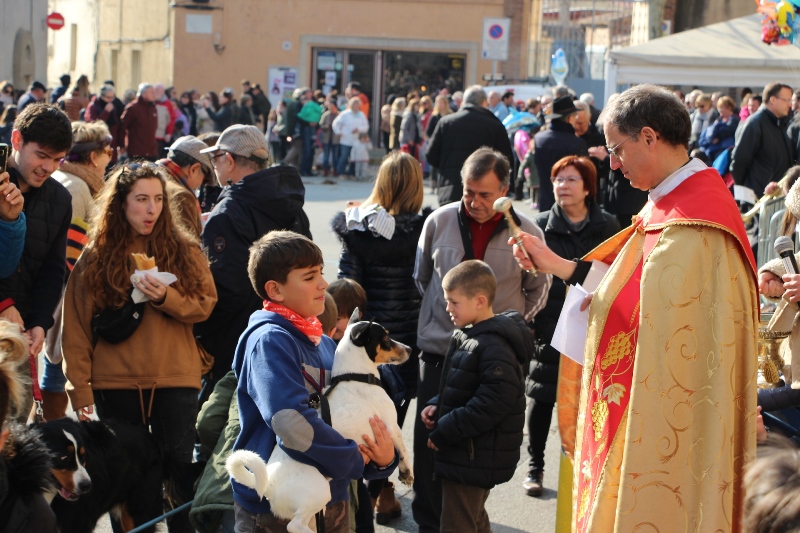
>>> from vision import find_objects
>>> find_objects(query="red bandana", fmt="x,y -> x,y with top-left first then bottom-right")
263,301 -> 323,346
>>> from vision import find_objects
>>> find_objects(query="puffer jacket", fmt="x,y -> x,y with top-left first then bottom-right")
731,107 -> 793,197
195,165 -> 311,382
331,209 -> 429,348
529,202 -> 619,403
0,170 -> 71,331
428,311 -> 535,489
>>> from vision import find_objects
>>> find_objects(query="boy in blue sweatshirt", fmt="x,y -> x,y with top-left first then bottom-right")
231,230 -> 397,532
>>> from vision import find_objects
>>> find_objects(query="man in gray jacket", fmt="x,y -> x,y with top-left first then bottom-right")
412,147 -> 551,533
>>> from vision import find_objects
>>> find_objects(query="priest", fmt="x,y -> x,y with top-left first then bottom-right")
511,84 -> 759,532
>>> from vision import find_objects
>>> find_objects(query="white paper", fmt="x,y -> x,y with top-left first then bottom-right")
582,260 -> 610,292
550,283 -> 589,364
130,268 -> 178,303
733,185 -> 758,205
324,71 -> 337,86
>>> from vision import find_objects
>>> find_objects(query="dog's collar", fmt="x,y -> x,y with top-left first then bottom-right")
330,373 -> 382,387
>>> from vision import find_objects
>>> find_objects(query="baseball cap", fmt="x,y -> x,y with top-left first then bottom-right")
200,124 -> 270,162
169,136 -> 214,174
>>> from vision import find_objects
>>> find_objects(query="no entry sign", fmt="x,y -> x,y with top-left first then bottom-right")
482,18 -> 511,61
46,12 -> 65,31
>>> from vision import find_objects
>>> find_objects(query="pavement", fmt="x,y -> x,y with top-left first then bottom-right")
92,173 -> 561,532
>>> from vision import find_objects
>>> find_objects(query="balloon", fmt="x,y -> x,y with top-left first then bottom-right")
514,130 -> 531,162
777,1 -> 796,34
763,17 -> 782,44
790,0 -> 800,8
551,48 -> 569,86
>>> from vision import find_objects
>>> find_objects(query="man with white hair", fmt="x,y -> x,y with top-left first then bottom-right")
579,92 -> 601,125
426,85 -> 515,205
451,90 -> 464,111
120,82 -> 159,161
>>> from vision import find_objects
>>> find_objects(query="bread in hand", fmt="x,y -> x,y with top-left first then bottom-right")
131,253 -> 156,270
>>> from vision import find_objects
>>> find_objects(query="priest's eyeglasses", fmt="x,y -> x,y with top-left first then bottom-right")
606,133 -> 637,158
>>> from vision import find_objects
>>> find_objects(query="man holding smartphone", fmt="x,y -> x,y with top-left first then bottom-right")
0,103 -> 72,419
0,146 -> 26,277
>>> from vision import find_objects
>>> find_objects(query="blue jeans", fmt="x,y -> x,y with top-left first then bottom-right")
300,124 -> 315,176
41,357 -> 67,393
337,144 -> 353,176
323,141 -> 339,172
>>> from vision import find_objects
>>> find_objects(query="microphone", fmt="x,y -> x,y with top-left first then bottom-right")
775,236 -> 800,276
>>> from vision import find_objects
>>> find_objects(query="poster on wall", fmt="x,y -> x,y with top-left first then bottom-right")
267,67 -> 299,109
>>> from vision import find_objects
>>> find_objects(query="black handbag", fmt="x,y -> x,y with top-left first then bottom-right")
91,298 -> 146,344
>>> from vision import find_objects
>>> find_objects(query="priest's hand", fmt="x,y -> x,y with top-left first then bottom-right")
509,232 -> 577,280
781,273 -> 800,303
759,271 -> 784,298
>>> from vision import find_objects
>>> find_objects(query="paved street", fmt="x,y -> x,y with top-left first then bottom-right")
94,174 -> 561,532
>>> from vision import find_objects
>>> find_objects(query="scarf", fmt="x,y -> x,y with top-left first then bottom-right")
263,301 -> 323,346
58,160 -> 105,197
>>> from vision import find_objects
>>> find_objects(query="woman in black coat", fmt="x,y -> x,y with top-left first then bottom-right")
331,151 -> 428,525
524,155 -> 620,497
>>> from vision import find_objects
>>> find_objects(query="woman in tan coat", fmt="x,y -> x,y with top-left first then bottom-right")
62,161 -> 217,533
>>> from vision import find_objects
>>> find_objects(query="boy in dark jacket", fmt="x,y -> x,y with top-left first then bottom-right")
421,260 -> 534,532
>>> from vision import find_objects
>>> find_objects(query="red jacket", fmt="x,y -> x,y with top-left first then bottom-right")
120,98 -> 158,158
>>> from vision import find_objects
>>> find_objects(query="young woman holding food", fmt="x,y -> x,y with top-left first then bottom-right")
61,161 -> 217,533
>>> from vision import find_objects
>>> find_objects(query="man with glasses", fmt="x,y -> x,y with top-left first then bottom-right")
85,85 -> 123,166
511,84 -> 758,532
0,103 -> 73,418
195,125 -> 311,394
731,82 -> 794,198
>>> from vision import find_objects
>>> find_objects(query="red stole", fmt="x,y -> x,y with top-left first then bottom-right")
574,166 -> 757,531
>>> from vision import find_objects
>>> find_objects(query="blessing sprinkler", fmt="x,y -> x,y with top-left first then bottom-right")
493,196 -> 537,276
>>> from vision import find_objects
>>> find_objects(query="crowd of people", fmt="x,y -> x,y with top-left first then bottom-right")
0,71 -> 800,533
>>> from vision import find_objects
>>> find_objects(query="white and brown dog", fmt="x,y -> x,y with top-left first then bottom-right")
227,309 -> 414,533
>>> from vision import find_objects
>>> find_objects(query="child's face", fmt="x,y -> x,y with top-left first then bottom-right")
333,316 -> 349,341
271,265 -> 328,319
444,288 -> 482,328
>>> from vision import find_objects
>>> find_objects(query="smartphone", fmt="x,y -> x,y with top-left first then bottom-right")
0,143 -> 7,175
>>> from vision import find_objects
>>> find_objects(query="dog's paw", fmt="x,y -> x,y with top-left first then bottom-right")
399,468 -> 414,486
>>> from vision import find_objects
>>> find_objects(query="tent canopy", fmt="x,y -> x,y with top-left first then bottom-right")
605,14 -> 800,93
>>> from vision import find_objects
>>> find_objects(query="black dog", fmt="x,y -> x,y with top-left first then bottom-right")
35,418 -> 164,533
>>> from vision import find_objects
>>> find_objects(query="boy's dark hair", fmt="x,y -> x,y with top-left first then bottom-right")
744,435 -> 800,532
442,260 -> 496,306
327,278 -> 367,318
247,230 -> 323,300
317,292 -> 338,334
13,103 -> 72,153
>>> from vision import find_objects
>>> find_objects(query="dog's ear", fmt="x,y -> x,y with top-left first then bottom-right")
348,308 -> 360,326
350,322 -> 372,348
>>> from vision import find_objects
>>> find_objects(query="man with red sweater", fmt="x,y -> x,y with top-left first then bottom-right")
411,147 -> 551,533
120,83 -> 158,161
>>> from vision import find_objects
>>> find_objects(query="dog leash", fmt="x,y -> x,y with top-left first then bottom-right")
29,353 -> 43,422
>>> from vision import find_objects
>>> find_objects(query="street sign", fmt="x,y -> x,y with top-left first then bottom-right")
46,12 -> 65,31
481,17 -> 510,61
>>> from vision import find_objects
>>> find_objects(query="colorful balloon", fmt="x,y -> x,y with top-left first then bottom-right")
551,48 -> 569,86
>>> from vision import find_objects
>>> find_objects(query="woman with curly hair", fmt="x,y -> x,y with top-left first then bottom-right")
62,162 -> 217,533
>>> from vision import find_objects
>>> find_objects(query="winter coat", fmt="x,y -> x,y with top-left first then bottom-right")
0,424 -> 58,533
319,111 -> 340,145
208,104 -> 235,132
120,97 -> 159,158
698,116 -> 739,161
428,311 -> 535,489
0,215 -> 25,279
0,170 -> 71,332
178,102 -> 198,136
533,120 -> 589,212
84,96 -> 122,163
250,91 -> 272,124
399,111 -> 421,146
332,209 -> 429,348
528,202 -> 619,403
731,107 -> 793,197
195,165 -> 311,381
62,237 -> 217,410
389,113 -> 403,150
604,168 -> 649,222
189,371 -> 238,533
332,110 -> 369,147
425,105 -> 514,206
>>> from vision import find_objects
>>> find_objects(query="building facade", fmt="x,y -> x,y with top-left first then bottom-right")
1,0 -> 49,92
